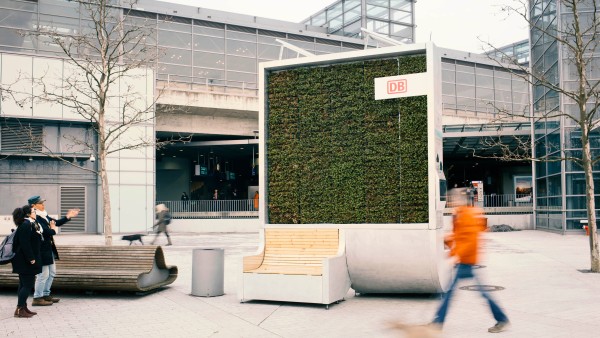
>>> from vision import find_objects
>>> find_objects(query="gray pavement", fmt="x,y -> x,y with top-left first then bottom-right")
1,230 -> 599,337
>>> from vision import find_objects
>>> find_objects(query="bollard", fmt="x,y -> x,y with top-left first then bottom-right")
191,248 -> 224,297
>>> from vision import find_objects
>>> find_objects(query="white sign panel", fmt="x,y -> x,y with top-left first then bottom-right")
374,72 -> 429,100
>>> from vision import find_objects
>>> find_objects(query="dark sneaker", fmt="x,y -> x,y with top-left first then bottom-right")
32,297 -> 53,306
44,295 -> 60,303
488,321 -> 510,333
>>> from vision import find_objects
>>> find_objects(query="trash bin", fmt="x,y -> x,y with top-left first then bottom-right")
191,248 -> 224,297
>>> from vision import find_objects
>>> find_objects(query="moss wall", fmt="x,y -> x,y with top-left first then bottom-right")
267,55 -> 428,224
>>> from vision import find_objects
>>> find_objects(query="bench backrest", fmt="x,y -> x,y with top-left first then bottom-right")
262,228 -> 339,267
56,245 -> 160,271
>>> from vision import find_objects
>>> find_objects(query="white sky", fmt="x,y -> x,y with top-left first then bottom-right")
162,0 -> 529,53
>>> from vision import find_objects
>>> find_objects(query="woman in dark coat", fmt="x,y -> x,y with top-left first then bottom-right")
11,205 -> 43,318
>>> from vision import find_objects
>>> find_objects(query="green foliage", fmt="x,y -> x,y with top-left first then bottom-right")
267,55 -> 429,224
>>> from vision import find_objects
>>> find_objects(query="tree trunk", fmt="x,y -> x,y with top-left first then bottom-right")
99,152 -> 112,246
581,133 -> 600,272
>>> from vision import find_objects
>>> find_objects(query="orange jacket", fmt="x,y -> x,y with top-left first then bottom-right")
445,206 -> 487,265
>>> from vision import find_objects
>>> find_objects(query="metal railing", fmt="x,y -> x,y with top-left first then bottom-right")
158,200 -> 258,219
443,194 -> 533,215
159,194 -> 533,220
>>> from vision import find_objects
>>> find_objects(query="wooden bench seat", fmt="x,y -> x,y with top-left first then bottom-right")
0,245 -> 178,293
239,227 -> 350,307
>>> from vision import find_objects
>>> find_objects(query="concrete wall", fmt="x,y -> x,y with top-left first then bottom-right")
443,213 -> 533,231
168,218 -> 260,233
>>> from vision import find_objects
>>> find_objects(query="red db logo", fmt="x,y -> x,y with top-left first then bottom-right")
387,79 -> 407,94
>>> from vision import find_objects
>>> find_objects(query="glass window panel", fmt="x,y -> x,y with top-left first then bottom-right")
442,63 -> 455,71
442,96 -> 457,110
391,24 -> 412,39
158,30 -> 191,48
193,35 -> 224,53
494,77 -> 511,89
475,66 -> 493,76
227,39 -> 256,57
442,83 -> 455,96
512,78 -> 529,92
193,52 -> 225,69
0,27 -> 35,50
391,9 -> 412,24
343,20 -> 362,37
566,174 -> 586,195
0,9 -> 36,29
367,5 -> 389,20
367,19 -> 389,34
476,75 -> 493,88
456,97 -> 475,110
456,72 -> 475,85
476,87 -> 494,100
567,196 -> 585,210
157,63 -> 191,77
193,26 -> 224,37
493,69 -> 511,79
495,89 -> 512,102
226,30 -> 256,42
159,49 -> 192,65
390,0 -> 412,11
0,0 -> 37,11
258,43 -> 280,60
345,0 -> 361,8
226,55 -> 256,73
456,85 -> 475,98
344,5 -> 361,23
311,12 -> 326,26
38,14 -> 79,35
455,64 -> 474,74
158,21 -> 191,33
328,15 -> 344,31
368,0 -> 389,6
39,0 -> 79,18
512,92 -> 529,106
442,70 -> 455,83
194,67 -> 225,80
327,2 -> 343,19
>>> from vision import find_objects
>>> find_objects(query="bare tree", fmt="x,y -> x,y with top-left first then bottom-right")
480,0 -> 599,272
0,0 -> 163,245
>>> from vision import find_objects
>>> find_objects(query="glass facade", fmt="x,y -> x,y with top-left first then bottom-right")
0,0 -> 365,94
302,0 -> 414,42
489,40 -> 530,66
532,0 -> 600,232
441,58 -> 529,118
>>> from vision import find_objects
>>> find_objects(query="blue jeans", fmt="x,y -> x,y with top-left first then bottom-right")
433,264 -> 508,324
34,263 -> 56,298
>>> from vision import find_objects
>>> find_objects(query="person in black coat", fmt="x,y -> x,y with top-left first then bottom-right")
28,195 -> 79,306
11,205 -> 43,318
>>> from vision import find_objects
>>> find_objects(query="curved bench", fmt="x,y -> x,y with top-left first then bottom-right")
0,245 -> 177,292
239,227 -> 350,307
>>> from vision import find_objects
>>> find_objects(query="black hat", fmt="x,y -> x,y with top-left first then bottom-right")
28,195 -> 46,205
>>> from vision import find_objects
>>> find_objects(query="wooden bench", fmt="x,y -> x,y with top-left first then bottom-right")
238,227 -> 350,307
0,245 -> 178,293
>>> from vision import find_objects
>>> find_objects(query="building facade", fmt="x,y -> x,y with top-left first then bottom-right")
1,0 -> 538,233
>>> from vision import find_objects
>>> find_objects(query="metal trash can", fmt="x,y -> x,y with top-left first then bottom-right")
191,248 -> 224,297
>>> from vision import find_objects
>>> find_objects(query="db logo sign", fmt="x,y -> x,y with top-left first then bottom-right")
387,79 -> 407,94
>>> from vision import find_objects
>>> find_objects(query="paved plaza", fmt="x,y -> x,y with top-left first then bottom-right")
1,230 -> 599,337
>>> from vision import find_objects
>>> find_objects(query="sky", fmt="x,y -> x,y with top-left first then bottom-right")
162,0 -> 529,53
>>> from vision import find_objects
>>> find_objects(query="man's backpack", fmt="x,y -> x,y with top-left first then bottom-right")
0,229 -> 17,265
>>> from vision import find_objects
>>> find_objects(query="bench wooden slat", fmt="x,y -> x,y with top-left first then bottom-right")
0,245 -> 178,292
243,228 -> 340,275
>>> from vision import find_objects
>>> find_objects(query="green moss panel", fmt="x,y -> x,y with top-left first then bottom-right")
267,54 -> 428,224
